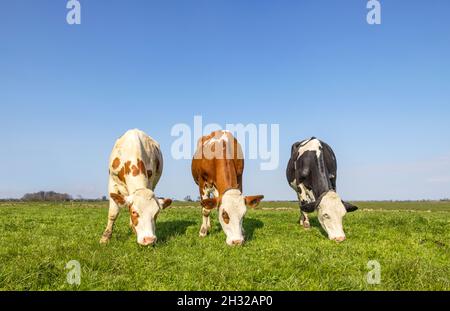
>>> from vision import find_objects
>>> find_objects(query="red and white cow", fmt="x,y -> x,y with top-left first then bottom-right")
100,129 -> 172,246
191,130 -> 264,246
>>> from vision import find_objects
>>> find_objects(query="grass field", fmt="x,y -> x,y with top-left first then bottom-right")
0,201 -> 449,291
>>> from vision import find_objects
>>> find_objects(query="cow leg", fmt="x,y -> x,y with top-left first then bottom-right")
299,211 -> 311,229
199,207 -> 211,237
297,187 -> 312,229
100,199 -> 120,243
199,184 -> 212,238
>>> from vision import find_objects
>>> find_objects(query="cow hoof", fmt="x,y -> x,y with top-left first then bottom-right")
199,227 -> 208,237
300,222 -> 311,230
100,232 -> 112,244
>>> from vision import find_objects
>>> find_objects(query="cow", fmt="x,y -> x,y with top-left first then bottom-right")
191,130 -> 264,246
100,129 -> 172,246
286,137 -> 358,242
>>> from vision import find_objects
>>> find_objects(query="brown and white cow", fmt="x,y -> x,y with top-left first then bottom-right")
100,129 -> 172,246
191,130 -> 264,246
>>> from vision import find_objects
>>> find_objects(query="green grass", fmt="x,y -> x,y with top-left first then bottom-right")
0,201 -> 449,290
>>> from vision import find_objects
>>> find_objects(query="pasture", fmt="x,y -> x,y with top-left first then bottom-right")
0,201 -> 449,291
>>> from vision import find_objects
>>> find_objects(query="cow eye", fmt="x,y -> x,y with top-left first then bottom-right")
323,213 -> 330,219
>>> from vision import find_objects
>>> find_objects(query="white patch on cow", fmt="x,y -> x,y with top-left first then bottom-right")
219,189 -> 246,246
298,184 -> 315,203
297,138 -> 322,160
316,191 -> 347,241
289,180 -> 298,191
205,130 -> 229,146
289,180 -> 313,229
203,131 -> 232,160
203,184 -> 219,199
289,180 -> 315,203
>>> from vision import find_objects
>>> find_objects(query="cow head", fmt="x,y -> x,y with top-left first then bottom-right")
110,189 -> 172,246
201,189 -> 264,246
300,191 -> 358,242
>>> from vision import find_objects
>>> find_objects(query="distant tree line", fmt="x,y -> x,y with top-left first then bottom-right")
10,192 -> 110,202
21,191 -> 73,202
0,192 -> 449,203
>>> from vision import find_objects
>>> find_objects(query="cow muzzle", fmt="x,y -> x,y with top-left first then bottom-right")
227,239 -> 244,246
332,236 -> 346,243
140,236 -> 157,246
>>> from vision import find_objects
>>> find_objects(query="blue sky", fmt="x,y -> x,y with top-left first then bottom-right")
1,0 -> 449,200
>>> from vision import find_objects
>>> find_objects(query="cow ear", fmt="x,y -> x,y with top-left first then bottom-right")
300,202 -> 317,213
201,198 -> 218,210
244,195 -> 264,208
110,193 -> 126,206
342,201 -> 358,212
158,198 -> 173,209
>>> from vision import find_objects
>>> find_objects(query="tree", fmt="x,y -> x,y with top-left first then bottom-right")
22,191 -> 72,202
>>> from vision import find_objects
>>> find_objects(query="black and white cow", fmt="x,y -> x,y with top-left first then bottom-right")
286,137 -> 358,242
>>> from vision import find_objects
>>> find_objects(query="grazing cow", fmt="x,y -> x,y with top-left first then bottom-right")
191,130 -> 264,246
286,137 -> 358,242
100,129 -> 172,246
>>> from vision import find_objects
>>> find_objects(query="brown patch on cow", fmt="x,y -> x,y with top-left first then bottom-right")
118,167 -> 126,183
201,198 -> 218,210
131,213 -> 139,226
129,159 -> 146,177
131,165 -> 140,176
137,159 -> 146,176
112,157 -> 121,170
222,210 -> 230,224
129,204 -> 139,227
124,161 -> 131,174
110,193 -> 126,205
118,161 -> 132,182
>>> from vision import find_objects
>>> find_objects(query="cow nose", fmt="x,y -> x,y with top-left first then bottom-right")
232,239 -> 244,246
141,236 -> 157,246
334,236 -> 346,243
